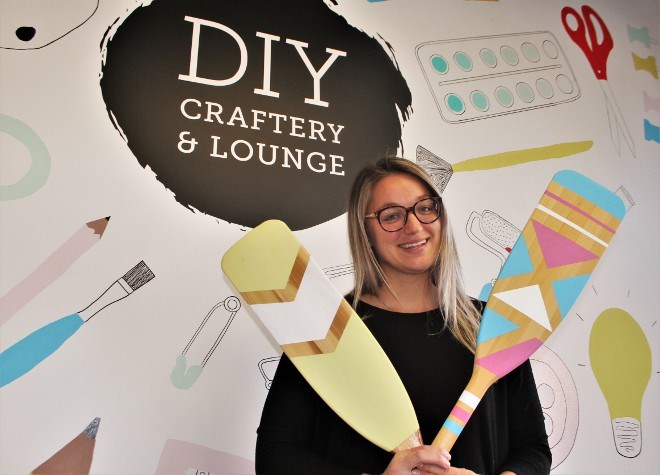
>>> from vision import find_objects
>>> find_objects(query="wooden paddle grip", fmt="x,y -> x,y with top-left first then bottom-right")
432,365 -> 496,451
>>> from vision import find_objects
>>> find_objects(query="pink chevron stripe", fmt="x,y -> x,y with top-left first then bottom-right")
476,338 -> 544,377
450,406 -> 471,424
544,190 -> 616,233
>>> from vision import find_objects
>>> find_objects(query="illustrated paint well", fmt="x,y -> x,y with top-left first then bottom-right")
470,90 -> 490,111
543,40 -> 559,59
536,78 -> 554,99
556,74 -> 574,94
495,86 -> 514,107
431,55 -> 449,74
522,42 -> 541,62
415,31 -> 581,123
446,93 -> 466,114
500,45 -> 519,66
516,82 -> 535,103
454,51 -> 473,71
480,48 -> 497,68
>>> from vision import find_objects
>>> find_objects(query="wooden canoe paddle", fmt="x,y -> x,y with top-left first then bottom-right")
221,220 -> 422,452
433,170 -> 627,450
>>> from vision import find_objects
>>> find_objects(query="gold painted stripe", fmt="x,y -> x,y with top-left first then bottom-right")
477,298 -> 553,358
530,208 -> 607,258
393,429 -> 423,453
281,299 -> 353,357
537,204 -> 610,247
240,246 -> 310,305
456,400 -> 474,414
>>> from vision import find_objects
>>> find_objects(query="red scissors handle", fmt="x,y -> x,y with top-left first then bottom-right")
561,5 -> 613,80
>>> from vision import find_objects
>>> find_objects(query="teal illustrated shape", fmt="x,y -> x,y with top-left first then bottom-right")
495,86 -> 514,107
500,45 -> 519,66
446,93 -> 465,114
0,313 -> 83,387
479,48 -> 497,68
454,51 -> 473,71
171,354 -> 203,389
499,234 -> 533,278
479,281 -> 493,301
431,55 -> 449,74
477,308 -> 520,344
516,82 -> 535,103
470,90 -> 490,111
0,113 -> 51,200
644,118 -> 659,143
521,42 -> 541,62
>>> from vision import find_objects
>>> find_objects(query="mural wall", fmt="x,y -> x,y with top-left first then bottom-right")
1,0 -> 658,473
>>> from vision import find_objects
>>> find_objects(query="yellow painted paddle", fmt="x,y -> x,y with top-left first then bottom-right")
222,220 -> 421,452
433,170 -> 627,450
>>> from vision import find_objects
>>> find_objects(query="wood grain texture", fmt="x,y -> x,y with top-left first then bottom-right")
281,298 -> 352,357
222,220 -> 421,452
433,170 -> 626,451
240,246 -> 310,305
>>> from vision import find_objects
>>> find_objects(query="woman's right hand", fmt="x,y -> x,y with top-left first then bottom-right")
381,445 -> 452,475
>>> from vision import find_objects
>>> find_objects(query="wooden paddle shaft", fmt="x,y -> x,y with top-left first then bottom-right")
432,365 -> 497,451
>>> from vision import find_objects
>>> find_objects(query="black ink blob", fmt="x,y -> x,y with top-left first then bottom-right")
101,0 -> 411,230
16,27 -> 37,42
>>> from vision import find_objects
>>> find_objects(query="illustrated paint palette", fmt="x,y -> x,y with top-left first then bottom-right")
416,32 -> 581,123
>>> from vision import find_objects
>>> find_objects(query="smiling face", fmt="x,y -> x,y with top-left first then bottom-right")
365,173 -> 442,283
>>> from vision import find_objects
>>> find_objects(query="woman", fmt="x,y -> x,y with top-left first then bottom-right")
255,157 -> 551,474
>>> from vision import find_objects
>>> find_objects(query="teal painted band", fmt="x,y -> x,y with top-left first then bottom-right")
553,170 -> 626,219
442,418 -> 464,436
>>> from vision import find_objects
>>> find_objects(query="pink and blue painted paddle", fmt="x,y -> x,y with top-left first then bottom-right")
433,170 -> 626,450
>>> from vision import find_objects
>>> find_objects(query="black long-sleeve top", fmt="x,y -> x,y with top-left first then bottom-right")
256,300 -> 551,474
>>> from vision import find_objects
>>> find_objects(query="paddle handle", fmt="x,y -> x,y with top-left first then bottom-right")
432,365 -> 496,451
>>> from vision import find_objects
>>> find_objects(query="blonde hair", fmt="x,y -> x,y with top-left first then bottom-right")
347,156 -> 481,353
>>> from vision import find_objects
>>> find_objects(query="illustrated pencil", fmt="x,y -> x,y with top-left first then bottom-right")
0,261 -> 155,387
32,417 -> 100,474
0,217 -> 111,327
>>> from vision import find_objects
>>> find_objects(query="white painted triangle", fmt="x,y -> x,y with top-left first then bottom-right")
493,285 -> 552,331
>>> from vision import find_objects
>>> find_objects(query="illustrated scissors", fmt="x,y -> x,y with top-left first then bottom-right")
561,5 -> 636,158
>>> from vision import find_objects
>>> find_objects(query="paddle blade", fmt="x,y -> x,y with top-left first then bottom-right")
222,220 -> 421,452
434,170 -> 626,450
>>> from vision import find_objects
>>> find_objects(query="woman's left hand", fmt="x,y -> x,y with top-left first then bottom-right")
382,445 -> 451,475
443,468 -> 479,475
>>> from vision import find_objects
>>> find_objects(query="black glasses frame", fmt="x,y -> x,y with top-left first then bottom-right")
365,197 -> 442,232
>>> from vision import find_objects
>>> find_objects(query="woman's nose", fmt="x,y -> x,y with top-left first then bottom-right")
403,210 -> 423,233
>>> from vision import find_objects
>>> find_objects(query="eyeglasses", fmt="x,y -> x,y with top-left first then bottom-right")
365,197 -> 442,232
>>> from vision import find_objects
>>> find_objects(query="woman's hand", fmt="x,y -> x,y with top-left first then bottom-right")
382,445 -> 452,475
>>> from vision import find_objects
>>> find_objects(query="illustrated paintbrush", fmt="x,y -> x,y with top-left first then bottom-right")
433,170 -> 626,450
416,143 -> 593,194
222,220 -> 421,452
0,261 -> 155,387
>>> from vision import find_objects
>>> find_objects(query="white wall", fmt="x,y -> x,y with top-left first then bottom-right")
1,0 -> 658,473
